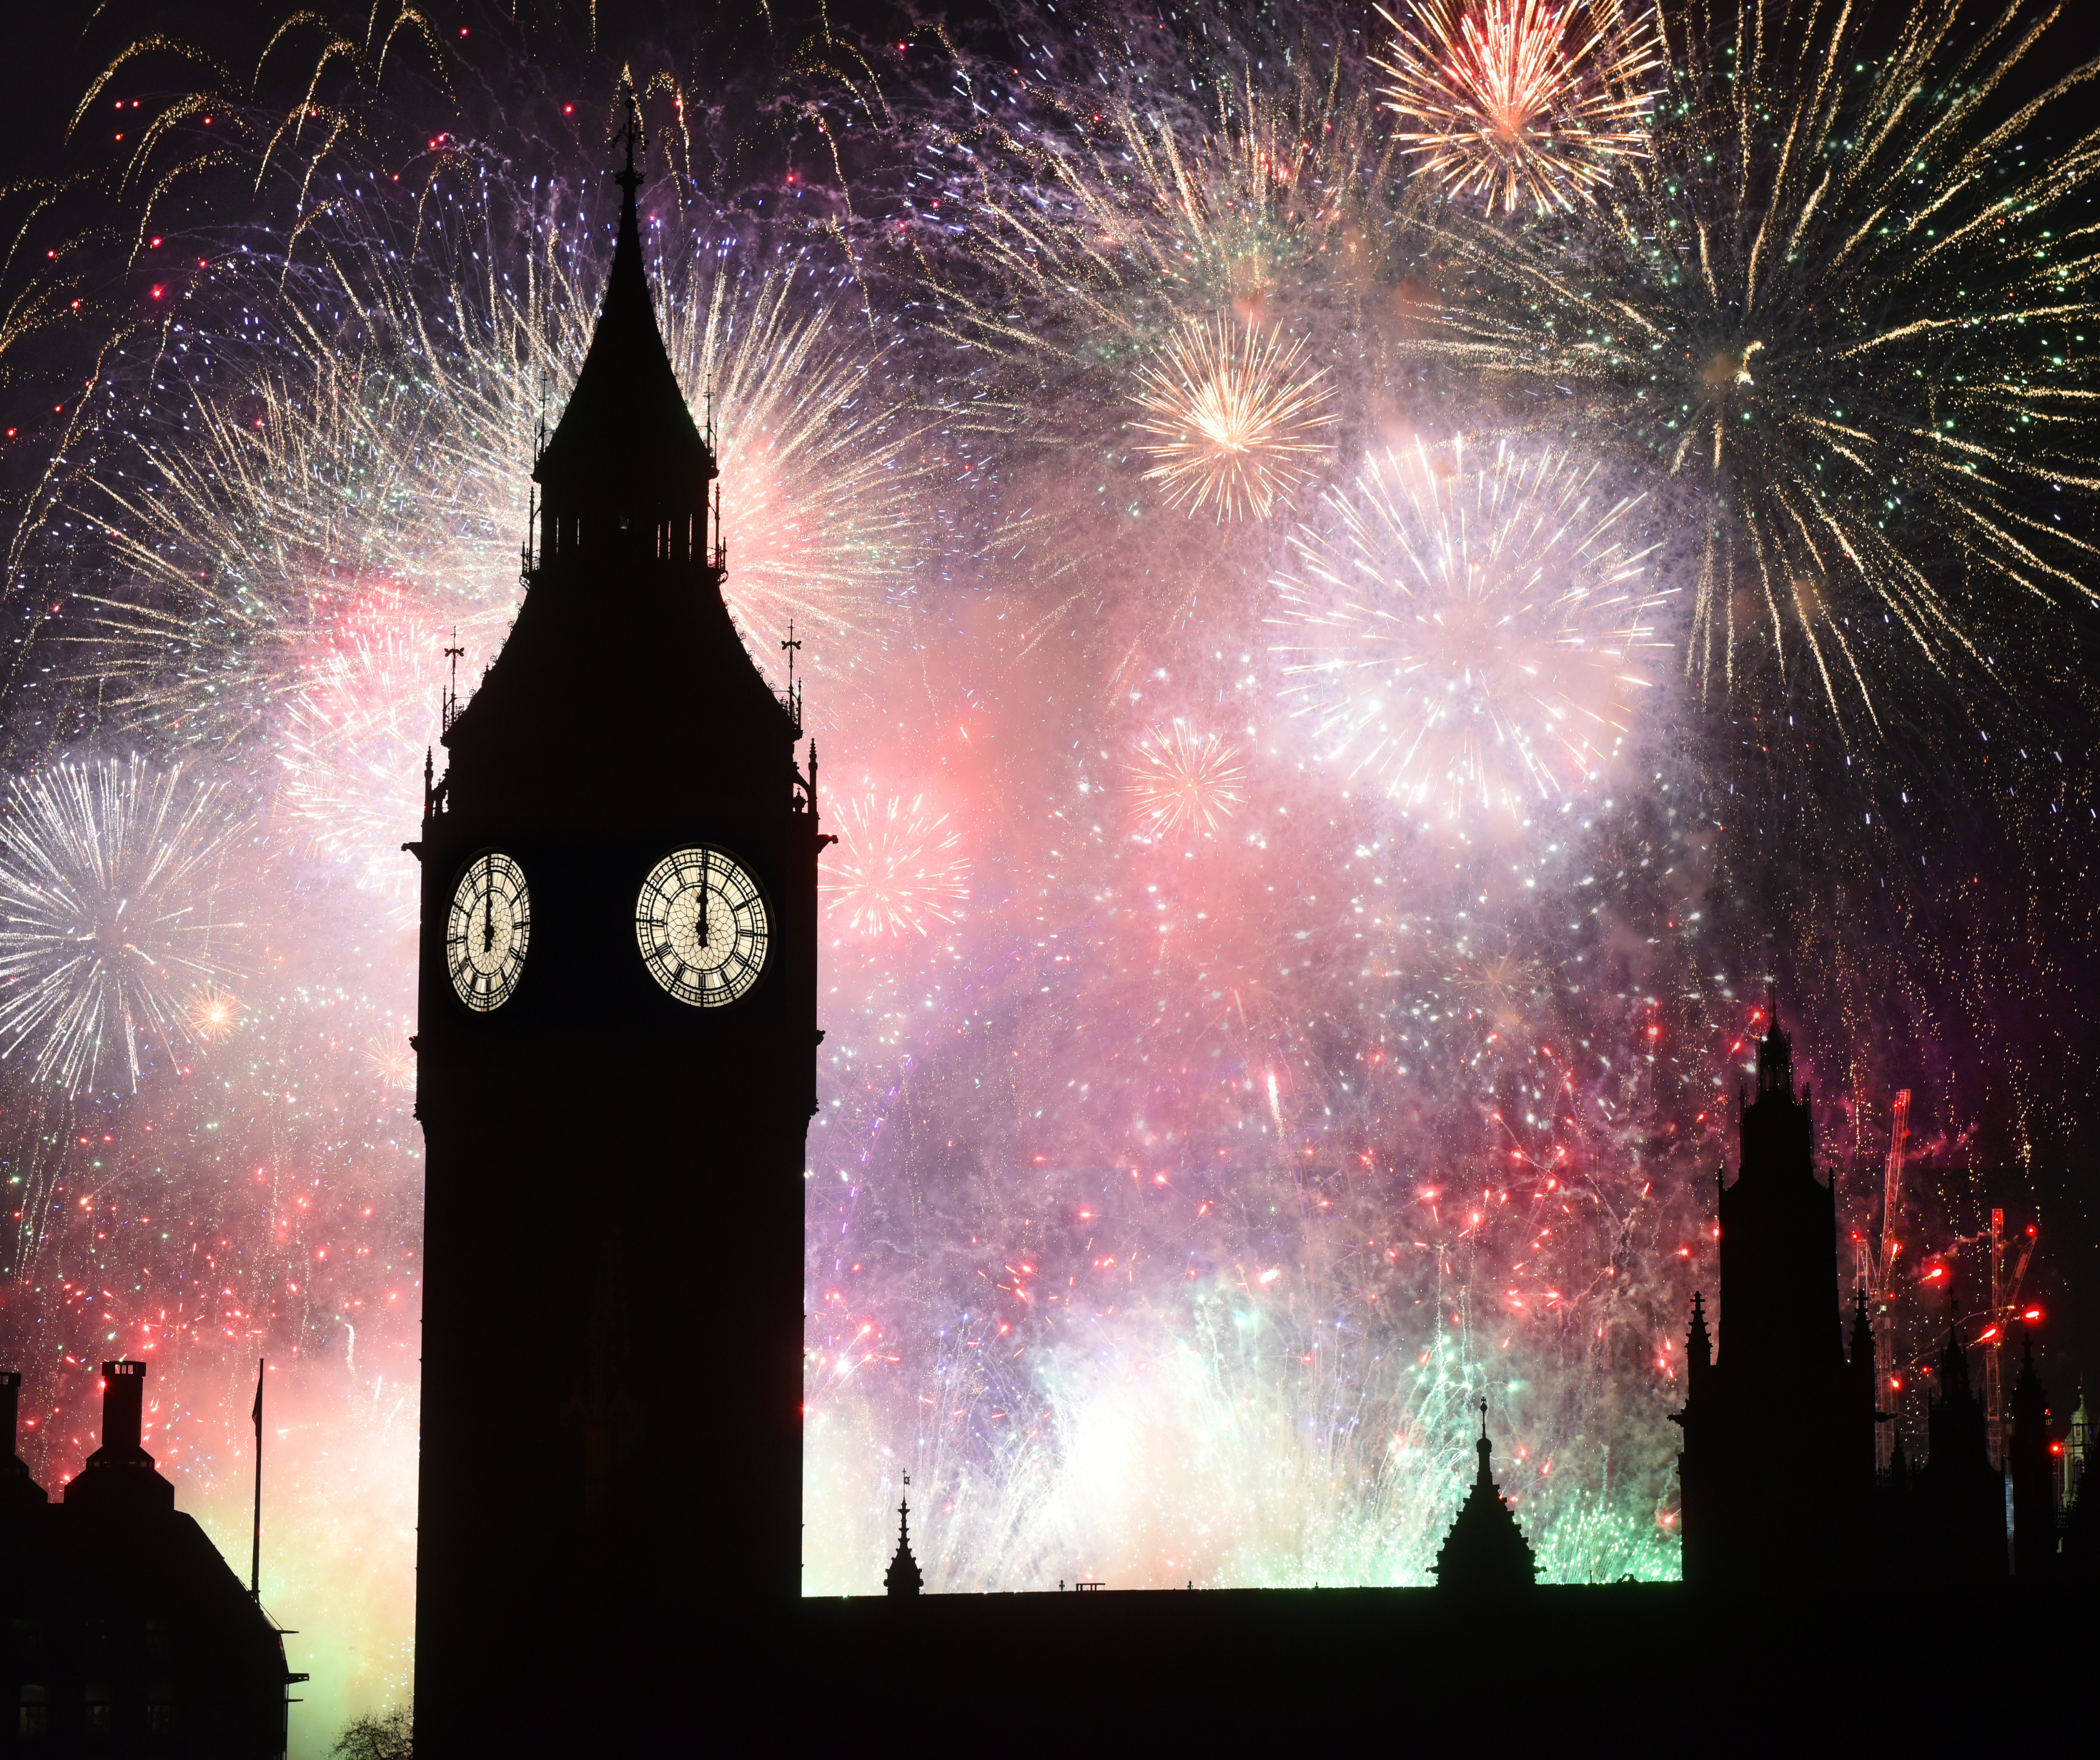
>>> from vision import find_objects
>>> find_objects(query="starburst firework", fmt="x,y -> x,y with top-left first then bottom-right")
74,204 -> 928,752
1375,0 -> 1663,214
1126,723 -> 1248,835
823,795 -> 970,938
1131,319 -> 1337,519
0,757 -> 249,1092
1271,437 -> 1668,827
1405,0 -> 2100,730
184,983 -> 243,1043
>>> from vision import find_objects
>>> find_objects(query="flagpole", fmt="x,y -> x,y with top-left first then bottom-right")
250,1356 -> 264,1600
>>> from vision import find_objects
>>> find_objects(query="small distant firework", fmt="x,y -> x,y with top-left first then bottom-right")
1131,320 -> 1337,520
0,757 -> 247,1092
1126,724 -> 1248,835
277,585 -> 442,915
1375,0 -> 1661,214
823,795 -> 970,938
184,983 -> 242,1043
1406,0 -> 2100,730
1272,437 -> 1666,828
365,1035 -> 416,1092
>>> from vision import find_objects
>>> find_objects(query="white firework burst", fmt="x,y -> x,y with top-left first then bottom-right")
0,757 -> 249,1092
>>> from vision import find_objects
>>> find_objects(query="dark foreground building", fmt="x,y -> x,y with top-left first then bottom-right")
0,1364 -> 296,1756
407,106 -> 821,1753
1673,1007 -> 2026,1591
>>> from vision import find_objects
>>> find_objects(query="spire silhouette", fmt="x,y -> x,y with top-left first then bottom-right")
1432,1401 -> 1537,1595
532,72 -> 715,512
885,1471 -> 923,1597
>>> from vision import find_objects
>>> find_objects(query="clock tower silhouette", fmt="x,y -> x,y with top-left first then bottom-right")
407,111 -> 822,1752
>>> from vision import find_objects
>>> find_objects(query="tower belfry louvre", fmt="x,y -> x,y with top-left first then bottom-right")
408,93 -> 824,1754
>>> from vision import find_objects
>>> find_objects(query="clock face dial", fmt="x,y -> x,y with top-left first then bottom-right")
635,845 -> 770,1008
447,852 -> 531,1011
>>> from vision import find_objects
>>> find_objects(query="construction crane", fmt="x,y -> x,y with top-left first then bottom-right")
1979,1210 -> 2040,1471
1911,1207 -> 2042,1471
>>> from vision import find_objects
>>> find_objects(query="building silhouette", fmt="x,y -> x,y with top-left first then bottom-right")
1665,1003 -> 2082,1591
2008,1330 -> 2056,1580
1431,1402 -> 1536,1595
885,1477 -> 923,1598
405,94 -> 823,1753
1672,1006 -> 1876,1589
0,1362 -> 297,1754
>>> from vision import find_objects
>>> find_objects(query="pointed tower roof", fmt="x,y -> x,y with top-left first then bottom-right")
884,1472 -> 923,1597
1432,1402 -> 1537,1595
533,83 -> 715,509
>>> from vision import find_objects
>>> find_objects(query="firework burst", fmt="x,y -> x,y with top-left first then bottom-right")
823,795 -> 971,939
1131,319 -> 1337,520
1375,0 -> 1663,214
72,197 -> 929,753
1271,437 -> 1668,830
1126,723 -> 1249,836
0,757 -> 249,1092
184,983 -> 243,1043
1405,0 -> 2100,732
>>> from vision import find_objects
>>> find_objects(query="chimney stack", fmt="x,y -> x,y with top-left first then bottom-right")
1,1370 -> 47,1508
65,1360 -> 173,1512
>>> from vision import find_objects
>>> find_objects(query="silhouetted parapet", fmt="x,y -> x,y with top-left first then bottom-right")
885,1474 -> 923,1597
1,1370 -> 46,1511
1432,1403 -> 1537,1596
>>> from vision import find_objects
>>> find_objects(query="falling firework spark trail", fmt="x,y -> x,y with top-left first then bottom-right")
1375,0 -> 1664,214
1271,437 -> 1669,831
0,755 -> 249,1093
1131,318 -> 1338,521
823,794 -> 971,938
1401,0 -> 2100,734
1126,722 -> 1247,835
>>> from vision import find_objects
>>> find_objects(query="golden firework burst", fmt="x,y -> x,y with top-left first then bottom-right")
1131,320 -> 1339,521
1126,724 -> 1249,836
1375,0 -> 1662,215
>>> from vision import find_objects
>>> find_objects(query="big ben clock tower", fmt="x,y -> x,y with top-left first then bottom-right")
408,116 -> 821,1753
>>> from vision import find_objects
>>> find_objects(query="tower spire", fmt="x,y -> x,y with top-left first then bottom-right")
528,69 -> 715,517
885,1470 -> 923,1597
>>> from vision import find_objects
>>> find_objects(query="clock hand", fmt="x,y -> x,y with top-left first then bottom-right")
482,888 -> 495,955
697,852 -> 709,949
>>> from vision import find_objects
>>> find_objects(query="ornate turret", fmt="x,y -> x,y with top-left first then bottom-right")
1432,1402 -> 1537,1596
885,1473 -> 923,1598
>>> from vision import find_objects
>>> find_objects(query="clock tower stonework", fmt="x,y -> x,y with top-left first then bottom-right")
408,143 -> 819,1751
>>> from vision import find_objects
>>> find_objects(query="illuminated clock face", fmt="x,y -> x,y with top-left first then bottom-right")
635,845 -> 770,1008
447,852 -> 531,1011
